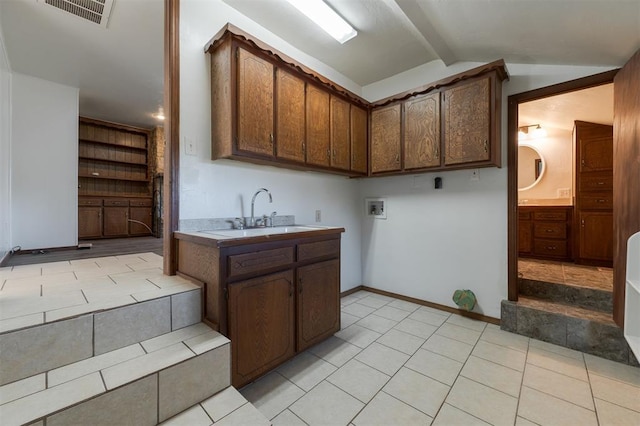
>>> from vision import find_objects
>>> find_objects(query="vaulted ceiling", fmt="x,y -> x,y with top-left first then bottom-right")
0,0 -> 638,128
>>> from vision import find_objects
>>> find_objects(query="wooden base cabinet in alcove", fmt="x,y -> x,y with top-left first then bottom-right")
175,228 -> 343,388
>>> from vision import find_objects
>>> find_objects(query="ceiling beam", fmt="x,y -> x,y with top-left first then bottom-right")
393,0 -> 457,66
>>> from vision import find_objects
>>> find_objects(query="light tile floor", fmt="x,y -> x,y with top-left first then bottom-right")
241,290 -> 640,426
0,253 -> 197,333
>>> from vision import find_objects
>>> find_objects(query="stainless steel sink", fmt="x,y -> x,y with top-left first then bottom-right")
199,225 -> 321,238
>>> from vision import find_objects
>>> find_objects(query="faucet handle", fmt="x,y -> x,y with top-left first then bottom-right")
234,217 -> 245,230
269,211 -> 277,227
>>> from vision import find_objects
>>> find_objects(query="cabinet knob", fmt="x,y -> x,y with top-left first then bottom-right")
395,154 -> 400,162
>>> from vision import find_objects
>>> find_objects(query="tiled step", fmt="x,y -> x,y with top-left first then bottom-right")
518,277 -> 613,313
0,323 -> 231,425
0,281 -> 202,386
501,297 -> 638,366
159,386 -> 270,426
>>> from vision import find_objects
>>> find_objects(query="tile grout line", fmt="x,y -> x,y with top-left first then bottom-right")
513,336 -> 531,423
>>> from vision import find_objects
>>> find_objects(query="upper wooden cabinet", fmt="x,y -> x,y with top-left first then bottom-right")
276,68 -> 305,162
442,76 -> 491,166
404,92 -> 440,170
369,62 -> 507,176
350,105 -> 368,174
237,47 -> 274,157
371,104 -> 402,173
207,25 -> 369,176
306,85 -> 331,167
330,96 -> 351,171
207,25 -> 507,178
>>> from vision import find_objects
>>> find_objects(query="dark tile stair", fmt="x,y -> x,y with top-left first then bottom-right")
502,275 -> 638,366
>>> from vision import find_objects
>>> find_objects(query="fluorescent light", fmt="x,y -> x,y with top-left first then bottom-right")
287,0 -> 357,44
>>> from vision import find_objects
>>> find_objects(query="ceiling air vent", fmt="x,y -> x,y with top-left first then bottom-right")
38,0 -> 115,28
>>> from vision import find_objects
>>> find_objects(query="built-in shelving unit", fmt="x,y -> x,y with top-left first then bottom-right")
78,117 -> 153,239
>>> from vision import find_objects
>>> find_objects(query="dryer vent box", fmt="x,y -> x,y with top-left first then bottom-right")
365,198 -> 386,219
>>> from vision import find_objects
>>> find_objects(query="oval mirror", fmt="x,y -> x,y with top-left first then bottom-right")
518,144 -> 545,191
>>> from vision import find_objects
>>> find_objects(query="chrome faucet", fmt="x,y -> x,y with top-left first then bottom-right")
250,188 -> 272,227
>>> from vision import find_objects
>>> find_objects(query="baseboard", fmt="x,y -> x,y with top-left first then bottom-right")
0,250 -> 10,267
341,285 -> 500,325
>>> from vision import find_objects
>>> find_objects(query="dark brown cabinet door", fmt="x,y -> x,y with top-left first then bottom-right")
103,206 -> 129,237
518,220 -> 532,255
306,85 -> 331,167
404,92 -> 440,169
297,259 -> 340,352
276,69 -> 305,162
579,212 -> 614,262
228,270 -> 295,387
577,122 -> 613,173
371,104 -> 401,173
237,47 -> 274,157
330,96 -> 351,170
78,206 -> 102,239
443,77 -> 491,166
129,207 -> 152,236
350,105 -> 367,174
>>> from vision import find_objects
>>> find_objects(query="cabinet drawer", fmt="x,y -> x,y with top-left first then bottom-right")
228,247 -> 294,278
579,195 -> 613,210
130,198 -> 152,207
533,239 -> 568,257
532,210 -> 567,221
580,175 -> 612,191
533,222 -> 567,239
518,211 -> 531,220
298,239 -> 340,262
104,199 -> 130,207
78,198 -> 102,206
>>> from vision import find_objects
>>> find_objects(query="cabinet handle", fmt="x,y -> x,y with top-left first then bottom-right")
546,246 -> 557,250
434,145 -> 439,159
581,220 -> 585,227
327,149 -> 331,159
545,229 -> 554,233
597,181 -> 605,185
395,154 -> 400,163
597,199 -> 606,203
269,133 -> 274,145
483,140 -> 488,153
302,142 -> 306,154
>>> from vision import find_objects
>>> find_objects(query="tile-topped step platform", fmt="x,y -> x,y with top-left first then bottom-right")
0,284 -> 202,386
518,277 -> 613,313
0,252 -> 198,334
0,323 -> 230,426
159,386 -> 270,426
502,298 -> 638,366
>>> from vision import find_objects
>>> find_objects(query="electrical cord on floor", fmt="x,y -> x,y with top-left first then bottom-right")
127,219 -> 156,237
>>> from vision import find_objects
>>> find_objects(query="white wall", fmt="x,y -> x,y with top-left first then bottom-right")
180,0 -> 364,290
359,62 -> 616,319
10,73 -> 78,250
518,127 -> 573,203
0,21 -> 10,259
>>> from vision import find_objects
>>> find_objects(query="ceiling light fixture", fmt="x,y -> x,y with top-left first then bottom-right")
286,0 -> 357,44
518,124 -> 547,140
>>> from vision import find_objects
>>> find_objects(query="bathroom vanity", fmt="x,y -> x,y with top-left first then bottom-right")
175,225 -> 343,387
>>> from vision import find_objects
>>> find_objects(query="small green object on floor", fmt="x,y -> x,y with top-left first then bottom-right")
453,289 -> 476,311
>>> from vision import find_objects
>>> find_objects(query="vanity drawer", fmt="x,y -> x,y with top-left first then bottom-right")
298,239 -> 340,262
228,247 -> 294,278
533,210 -> 567,221
533,222 -> 567,239
579,194 -> 613,210
518,211 -> 531,220
580,175 -> 613,191
533,239 -> 568,257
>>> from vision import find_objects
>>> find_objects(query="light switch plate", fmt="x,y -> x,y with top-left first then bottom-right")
184,137 -> 196,156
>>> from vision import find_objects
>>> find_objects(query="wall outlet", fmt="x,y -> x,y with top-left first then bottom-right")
184,137 -> 196,156
470,169 -> 480,181
558,188 -> 571,198
315,210 -> 321,222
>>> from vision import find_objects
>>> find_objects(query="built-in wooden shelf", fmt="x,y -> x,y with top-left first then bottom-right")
79,156 -> 147,167
78,174 -> 148,182
79,138 -> 148,152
